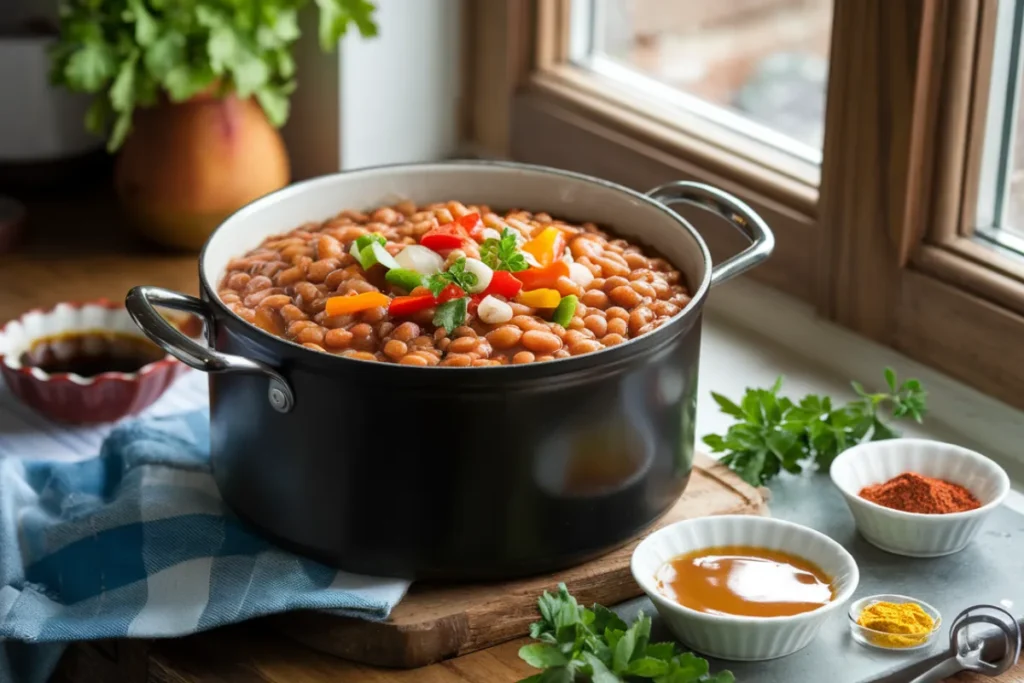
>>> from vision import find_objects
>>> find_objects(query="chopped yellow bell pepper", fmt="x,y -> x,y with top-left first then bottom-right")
521,227 -> 567,267
517,288 -> 561,308
325,291 -> 391,316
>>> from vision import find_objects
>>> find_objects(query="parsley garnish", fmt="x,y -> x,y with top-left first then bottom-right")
426,258 -> 478,297
703,367 -> 928,486
518,584 -> 733,683
481,227 -> 528,272
433,297 -> 468,334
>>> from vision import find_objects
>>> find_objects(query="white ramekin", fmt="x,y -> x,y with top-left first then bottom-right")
830,439 -> 1010,557
631,515 -> 860,661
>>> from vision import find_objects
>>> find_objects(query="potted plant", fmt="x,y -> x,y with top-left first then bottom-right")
49,0 -> 377,250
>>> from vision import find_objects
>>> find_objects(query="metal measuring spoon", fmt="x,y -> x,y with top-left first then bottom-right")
906,605 -> 1021,683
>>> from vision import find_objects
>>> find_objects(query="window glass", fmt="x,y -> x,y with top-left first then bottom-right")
575,0 -> 834,162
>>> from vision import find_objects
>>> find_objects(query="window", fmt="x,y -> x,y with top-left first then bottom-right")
573,0 -> 832,162
975,0 -> 1024,254
464,0 -> 1024,412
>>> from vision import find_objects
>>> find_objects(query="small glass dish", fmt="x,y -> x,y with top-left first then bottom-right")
848,594 -> 942,651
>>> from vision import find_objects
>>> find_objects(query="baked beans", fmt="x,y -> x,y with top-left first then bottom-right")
217,201 -> 690,364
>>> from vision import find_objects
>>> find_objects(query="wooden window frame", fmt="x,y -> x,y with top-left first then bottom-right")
464,0 -> 1024,410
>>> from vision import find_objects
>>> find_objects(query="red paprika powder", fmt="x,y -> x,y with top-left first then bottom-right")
859,472 -> 981,514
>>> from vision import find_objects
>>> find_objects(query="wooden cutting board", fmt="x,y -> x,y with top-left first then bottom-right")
268,453 -> 768,669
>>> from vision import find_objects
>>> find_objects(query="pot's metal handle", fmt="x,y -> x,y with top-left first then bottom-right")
646,181 -> 775,287
125,286 -> 294,413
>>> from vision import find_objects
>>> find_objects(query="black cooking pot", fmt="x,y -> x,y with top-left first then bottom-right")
125,162 -> 773,580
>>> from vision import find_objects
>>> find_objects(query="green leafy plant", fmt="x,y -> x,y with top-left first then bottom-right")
704,368 -> 927,486
518,584 -> 733,683
50,0 -> 378,151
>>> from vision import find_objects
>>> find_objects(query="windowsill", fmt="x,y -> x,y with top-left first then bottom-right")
697,277 -> 1024,514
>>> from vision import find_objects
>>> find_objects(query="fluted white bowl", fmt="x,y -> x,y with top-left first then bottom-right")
631,515 -> 859,661
830,439 -> 1010,558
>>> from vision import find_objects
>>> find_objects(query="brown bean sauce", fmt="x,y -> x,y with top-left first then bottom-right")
19,331 -> 166,377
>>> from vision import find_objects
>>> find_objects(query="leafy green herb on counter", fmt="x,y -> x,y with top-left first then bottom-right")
704,367 -> 927,486
517,584 -> 734,683
433,297 -> 469,334
481,227 -> 529,272
426,257 -> 478,297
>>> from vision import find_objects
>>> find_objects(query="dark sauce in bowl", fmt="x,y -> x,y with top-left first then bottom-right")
19,331 -> 166,377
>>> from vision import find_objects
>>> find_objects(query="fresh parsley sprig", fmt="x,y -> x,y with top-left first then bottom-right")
433,298 -> 468,335
703,368 -> 927,486
518,584 -> 733,683
426,257 -> 478,297
481,227 -> 528,272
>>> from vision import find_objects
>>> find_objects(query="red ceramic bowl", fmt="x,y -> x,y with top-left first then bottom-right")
0,300 -> 191,424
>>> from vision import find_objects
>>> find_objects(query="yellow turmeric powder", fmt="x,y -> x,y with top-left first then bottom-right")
857,601 -> 935,648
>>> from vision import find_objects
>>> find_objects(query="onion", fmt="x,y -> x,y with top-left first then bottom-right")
395,244 -> 444,275
480,227 -> 502,241
463,258 -> 493,294
370,242 -> 401,270
569,262 -> 595,287
477,295 -> 513,324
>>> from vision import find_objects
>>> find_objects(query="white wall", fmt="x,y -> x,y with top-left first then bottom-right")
338,0 -> 463,170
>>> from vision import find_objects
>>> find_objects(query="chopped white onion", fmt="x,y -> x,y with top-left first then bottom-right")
477,295 -> 513,324
395,244 -> 445,275
463,258 -> 494,294
370,242 -> 401,270
480,227 -> 502,241
569,262 -> 595,287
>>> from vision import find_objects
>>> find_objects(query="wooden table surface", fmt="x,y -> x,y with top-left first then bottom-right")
5,181 -> 1022,683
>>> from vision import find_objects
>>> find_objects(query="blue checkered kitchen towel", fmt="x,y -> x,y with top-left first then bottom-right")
0,409 -> 410,683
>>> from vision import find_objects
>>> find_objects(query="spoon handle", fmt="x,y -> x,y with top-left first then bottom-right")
904,656 -> 964,683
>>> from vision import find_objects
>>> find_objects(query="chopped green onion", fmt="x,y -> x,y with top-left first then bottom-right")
352,238 -> 399,271
369,241 -> 400,270
552,294 -> 578,328
355,233 -> 387,252
350,240 -> 372,269
386,268 -> 426,292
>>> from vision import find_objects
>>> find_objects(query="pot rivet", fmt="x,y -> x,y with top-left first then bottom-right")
268,383 -> 291,412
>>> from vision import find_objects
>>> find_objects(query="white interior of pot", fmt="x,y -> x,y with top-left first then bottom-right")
201,163 -> 710,296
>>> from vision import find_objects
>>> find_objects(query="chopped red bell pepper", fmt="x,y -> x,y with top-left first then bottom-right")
389,283 -> 467,318
457,212 -> 483,239
388,294 -> 435,317
483,270 -> 523,298
421,223 -> 472,252
467,294 -> 484,316
435,283 -> 466,304
517,261 -> 570,291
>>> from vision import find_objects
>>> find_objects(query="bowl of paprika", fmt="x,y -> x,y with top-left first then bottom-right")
830,438 -> 1010,557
